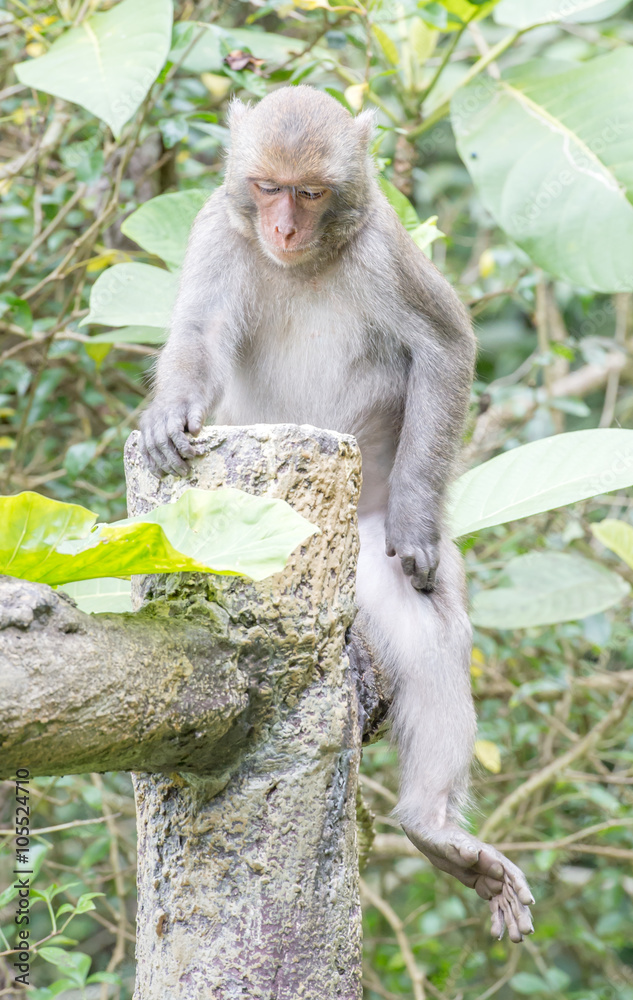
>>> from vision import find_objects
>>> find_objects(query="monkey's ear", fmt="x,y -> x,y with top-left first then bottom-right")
228,98 -> 250,131
355,109 -> 376,148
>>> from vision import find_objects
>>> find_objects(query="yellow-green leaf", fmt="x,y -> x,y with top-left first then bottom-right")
475,740 -> 501,774
372,24 -> 399,65
0,489 -> 318,587
592,518 -> 633,571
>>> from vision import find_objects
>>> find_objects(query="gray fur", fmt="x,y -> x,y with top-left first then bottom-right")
139,86 -> 534,941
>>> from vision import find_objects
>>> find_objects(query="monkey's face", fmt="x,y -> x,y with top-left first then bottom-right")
250,181 -> 332,266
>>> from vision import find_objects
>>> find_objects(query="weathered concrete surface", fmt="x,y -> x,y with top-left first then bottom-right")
126,425 -> 365,1000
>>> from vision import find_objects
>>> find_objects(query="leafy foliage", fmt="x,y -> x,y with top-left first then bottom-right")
2,0 -> 633,997
0,488 -> 318,587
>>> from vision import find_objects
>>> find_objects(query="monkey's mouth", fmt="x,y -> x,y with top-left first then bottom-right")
261,240 -> 315,265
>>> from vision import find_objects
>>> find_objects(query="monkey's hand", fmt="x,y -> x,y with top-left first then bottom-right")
402,824 -> 535,943
384,515 -> 439,592
139,399 -> 206,477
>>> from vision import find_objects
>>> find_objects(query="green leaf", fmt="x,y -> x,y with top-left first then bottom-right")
87,972 -> 121,985
494,0 -> 630,28
449,429 -> 633,538
63,441 -> 97,479
509,972 -> 549,995
421,0 -> 499,29
451,50 -> 633,291
378,177 -> 420,231
371,25 -> 399,65
14,0 -> 173,139
471,553 -> 629,629
121,190 -> 209,269
83,341 -> 111,367
592,518 -> 633,570
32,882 -> 79,904
88,325 -> 167,345
60,578 -> 133,614
158,115 -> 189,149
75,892 -> 105,914
410,216 -> 445,255
0,488 -> 318,587
0,885 -> 19,908
114,487 -> 320,583
38,948 -> 91,988
29,979 -> 77,999
80,263 -> 178,329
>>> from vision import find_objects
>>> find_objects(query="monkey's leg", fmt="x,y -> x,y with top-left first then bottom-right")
354,512 -> 534,942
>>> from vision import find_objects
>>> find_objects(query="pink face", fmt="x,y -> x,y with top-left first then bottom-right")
250,181 -> 332,264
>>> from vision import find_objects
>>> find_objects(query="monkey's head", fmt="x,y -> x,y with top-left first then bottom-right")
225,86 -> 375,267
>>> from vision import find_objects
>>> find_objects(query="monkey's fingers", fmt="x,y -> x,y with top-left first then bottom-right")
501,881 -> 534,938
396,548 -> 439,592
489,897 -> 505,940
411,546 -> 440,592
166,415 -> 198,461
139,425 -> 172,478
496,886 -> 527,944
185,403 -> 206,436
476,847 -> 507,883
146,421 -> 190,477
502,858 -> 535,907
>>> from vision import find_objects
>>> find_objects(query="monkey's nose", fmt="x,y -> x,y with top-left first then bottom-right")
275,225 -> 297,244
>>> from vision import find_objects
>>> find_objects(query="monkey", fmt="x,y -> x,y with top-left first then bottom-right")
139,86 -> 534,942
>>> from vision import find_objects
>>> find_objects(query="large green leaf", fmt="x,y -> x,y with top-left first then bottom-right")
494,0 -> 630,28
120,190 -> 209,270
170,23 -> 303,74
80,263 -> 178,329
88,325 -> 167,345
592,518 -> 633,571
0,489 -> 318,587
60,579 -> 133,614
471,552 -> 629,629
15,0 -> 173,139
451,50 -> 633,291
449,429 -> 633,537
115,488 -> 320,581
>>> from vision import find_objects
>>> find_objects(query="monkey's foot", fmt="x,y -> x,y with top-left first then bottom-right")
402,823 -> 534,943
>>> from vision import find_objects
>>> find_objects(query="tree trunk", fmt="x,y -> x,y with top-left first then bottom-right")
126,424 -> 365,999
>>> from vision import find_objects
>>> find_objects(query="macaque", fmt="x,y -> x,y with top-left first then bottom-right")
139,86 -> 534,941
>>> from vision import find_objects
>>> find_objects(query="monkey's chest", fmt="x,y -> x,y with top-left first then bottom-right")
222,321 -> 395,432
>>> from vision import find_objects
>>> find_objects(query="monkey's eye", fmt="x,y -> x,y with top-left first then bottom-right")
298,190 -> 324,200
257,184 -> 281,196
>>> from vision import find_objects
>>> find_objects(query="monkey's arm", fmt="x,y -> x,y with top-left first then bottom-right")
386,320 -> 474,589
140,192 -> 242,476
382,215 -> 476,588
